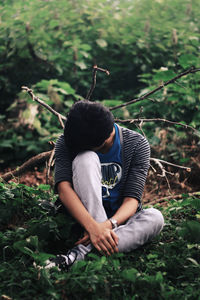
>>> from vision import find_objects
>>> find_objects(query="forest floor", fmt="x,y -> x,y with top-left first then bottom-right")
1,146 -> 200,300
1,142 -> 200,206
1,163 -> 199,207
1,170 -> 200,300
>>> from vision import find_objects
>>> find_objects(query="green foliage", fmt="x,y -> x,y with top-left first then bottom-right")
137,65 -> 200,126
0,77 -> 82,166
0,0 -> 200,168
1,0 -> 200,109
0,183 -> 200,299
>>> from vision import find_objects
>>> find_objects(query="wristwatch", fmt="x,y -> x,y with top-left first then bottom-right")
109,218 -> 118,229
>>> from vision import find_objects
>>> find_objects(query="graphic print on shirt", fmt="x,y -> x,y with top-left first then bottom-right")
101,162 -> 122,198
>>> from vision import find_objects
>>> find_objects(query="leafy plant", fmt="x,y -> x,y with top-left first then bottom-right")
0,183 -> 200,299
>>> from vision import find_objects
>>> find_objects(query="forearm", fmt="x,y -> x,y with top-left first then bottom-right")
58,181 -> 118,255
58,181 -> 97,233
112,197 -> 139,226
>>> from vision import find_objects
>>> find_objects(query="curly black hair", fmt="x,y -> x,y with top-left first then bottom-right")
64,100 -> 114,153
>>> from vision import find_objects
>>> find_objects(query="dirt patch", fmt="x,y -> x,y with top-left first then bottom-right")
1,165 -> 199,206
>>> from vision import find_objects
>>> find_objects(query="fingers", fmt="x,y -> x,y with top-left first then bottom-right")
75,234 -> 90,246
111,230 -> 119,246
93,231 -> 119,256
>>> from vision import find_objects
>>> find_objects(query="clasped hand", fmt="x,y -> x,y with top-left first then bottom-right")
75,220 -> 119,256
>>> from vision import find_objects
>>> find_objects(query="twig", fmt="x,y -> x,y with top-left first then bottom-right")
86,65 -> 110,100
1,151 -> 52,182
136,120 -> 147,138
150,158 -> 191,172
86,65 -> 98,100
115,118 -> 197,132
152,158 -> 166,177
22,86 -> 66,128
149,157 -> 191,192
110,67 -> 200,111
58,114 -> 65,129
46,148 -> 55,184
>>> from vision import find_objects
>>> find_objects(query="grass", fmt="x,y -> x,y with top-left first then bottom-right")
0,182 -> 200,300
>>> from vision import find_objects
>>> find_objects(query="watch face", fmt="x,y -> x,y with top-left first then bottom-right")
110,218 -> 118,228
113,220 -> 117,228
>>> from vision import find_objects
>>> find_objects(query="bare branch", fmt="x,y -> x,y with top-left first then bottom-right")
46,148 -> 55,184
110,67 -> 200,111
149,157 -> 191,192
1,151 -> 52,182
86,65 -> 98,100
58,114 -> 65,129
22,86 -> 66,128
115,118 -> 197,132
86,65 -> 110,101
150,158 -> 191,172
151,158 -> 166,177
147,191 -> 200,206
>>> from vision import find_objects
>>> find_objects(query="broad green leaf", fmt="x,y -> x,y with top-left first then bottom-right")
121,268 -> 138,282
49,20 -> 60,29
75,61 -> 87,70
178,54 -> 198,69
96,39 -> 107,48
153,70 -> 176,81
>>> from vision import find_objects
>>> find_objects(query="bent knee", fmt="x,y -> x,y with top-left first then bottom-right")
148,207 -> 165,231
72,151 -> 100,170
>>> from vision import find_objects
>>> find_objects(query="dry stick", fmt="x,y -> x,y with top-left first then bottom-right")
150,157 -> 191,190
46,148 -> 55,184
150,157 -> 191,196
22,86 -> 197,133
22,86 -> 66,127
21,87 -> 64,182
150,158 -> 172,192
86,65 -> 98,100
147,191 -> 200,206
1,151 -> 52,182
151,158 -> 191,172
115,118 -> 197,132
86,65 -> 110,100
110,67 -> 200,111
151,158 -> 166,177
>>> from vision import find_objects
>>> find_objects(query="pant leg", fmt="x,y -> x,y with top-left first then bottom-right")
115,207 -> 164,253
72,150 -> 108,222
71,151 -> 108,258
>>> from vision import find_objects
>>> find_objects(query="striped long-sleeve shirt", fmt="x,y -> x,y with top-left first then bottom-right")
54,124 -> 150,210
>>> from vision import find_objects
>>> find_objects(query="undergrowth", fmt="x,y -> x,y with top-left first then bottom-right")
0,182 -> 200,300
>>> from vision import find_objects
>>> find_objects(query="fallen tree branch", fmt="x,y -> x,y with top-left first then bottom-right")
1,151 -> 52,182
115,118 -> 197,133
147,191 -> 200,206
110,67 -> 200,111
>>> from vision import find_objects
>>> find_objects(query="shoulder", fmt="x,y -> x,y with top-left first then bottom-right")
55,134 -> 65,151
118,125 -> 149,145
55,134 -> 76,160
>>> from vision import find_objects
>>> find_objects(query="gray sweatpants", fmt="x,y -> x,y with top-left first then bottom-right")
72,151 -> 164,258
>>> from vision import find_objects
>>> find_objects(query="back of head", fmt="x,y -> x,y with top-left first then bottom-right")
64,100 -> 114,153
